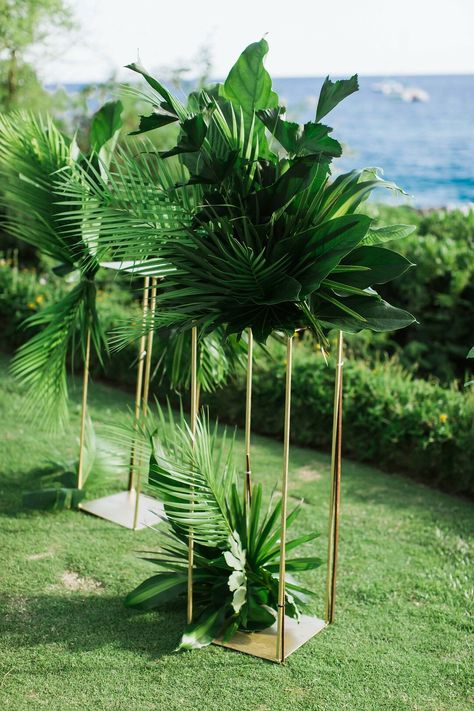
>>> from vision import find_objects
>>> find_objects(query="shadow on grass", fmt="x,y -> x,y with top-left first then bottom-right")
1,592 -> 183,660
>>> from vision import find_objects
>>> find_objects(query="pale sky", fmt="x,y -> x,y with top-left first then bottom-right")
42,0 -> 474,83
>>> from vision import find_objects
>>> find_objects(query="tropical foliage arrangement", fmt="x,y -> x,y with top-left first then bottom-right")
0,37 -> 418,647
60,39 -> 416,348
80,39 -> 418,649
124,405 -> 321,649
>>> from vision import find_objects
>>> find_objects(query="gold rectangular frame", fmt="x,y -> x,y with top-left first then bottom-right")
78,276 -> 163,530
186,328 -> 344,662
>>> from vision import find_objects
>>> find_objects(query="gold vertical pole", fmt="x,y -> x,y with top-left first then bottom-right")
128,276 -> 150,491
325,331 -> 344,624
187,326 -> 198,624
77,328 -> 91,490
244,328 -> 253,506
132,277 -> 158,530
141,277 -> 158,417
276,334 -> 294,663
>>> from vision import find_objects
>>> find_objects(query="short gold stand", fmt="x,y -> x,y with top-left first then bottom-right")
78,277 -> 162,530
79,490 -> 163,530
214,615 -> 326,662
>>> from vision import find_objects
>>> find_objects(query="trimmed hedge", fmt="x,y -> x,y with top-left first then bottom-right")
2,263 -> 473,497
362,205 -> 474,383
205,344 -> 474,498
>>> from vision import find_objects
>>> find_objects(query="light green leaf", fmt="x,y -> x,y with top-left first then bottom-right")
362,223 -> 416,246
223,38 -> 278,115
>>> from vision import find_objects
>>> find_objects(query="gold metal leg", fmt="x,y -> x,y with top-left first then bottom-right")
325,331 -> 344,624
79,276 -> 164,530
276,334 -> 294,663
128,276 -> 150,491
187,326 -> 198,624
133,277 -> 158,530
244,328 -> 253,507
77,328 -> 91,490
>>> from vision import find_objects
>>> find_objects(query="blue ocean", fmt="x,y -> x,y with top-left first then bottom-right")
59,75 -> 474,207
272,75 -> 474,208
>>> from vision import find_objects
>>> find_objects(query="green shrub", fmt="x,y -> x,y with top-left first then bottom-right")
0,261 -> 69,348
2,264 -> 472,497
205,341 -> 474,497
358,205 -> 474,383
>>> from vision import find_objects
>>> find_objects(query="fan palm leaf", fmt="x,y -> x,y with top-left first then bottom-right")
0,105 -> 123,429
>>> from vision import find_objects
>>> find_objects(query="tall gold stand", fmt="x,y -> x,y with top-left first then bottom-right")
244,328 -> 253,506
187,326 -> 198,624
214,332 -> 344,662
325,331 -> 344,623
77,328 -> 91,490
79,276 -> 163,529
128,276 -> 150,490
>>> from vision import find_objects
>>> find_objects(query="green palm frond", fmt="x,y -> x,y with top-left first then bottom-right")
148,407 -> 236,546
123,401 -> 322,648
10,279 -> 106,430
0,112 -> 82,266
55,144 -> 195,271
0,107 -> 124,429
153,328 -> 248,393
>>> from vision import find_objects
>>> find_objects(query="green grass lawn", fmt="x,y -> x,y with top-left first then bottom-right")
0,353 -> 472,711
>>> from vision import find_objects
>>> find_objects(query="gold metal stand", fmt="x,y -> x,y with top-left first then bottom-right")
128,276 -> 150,490
77,328 -> 91,490
325,331 -> 344,623
244,328 -> 253,506
79,276 -> 163,530
276,334 -> 294,662
187,326 -> 198,624
214,333 -> 344,662
132,277 -> 157,530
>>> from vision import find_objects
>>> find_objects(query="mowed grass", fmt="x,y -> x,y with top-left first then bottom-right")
0,353 -> 472,711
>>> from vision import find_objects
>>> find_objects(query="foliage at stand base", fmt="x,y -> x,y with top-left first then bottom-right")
205,344 -> 474,498
124,407 -> 322,649
60,38 -> 415,347
21,417 -> 96,510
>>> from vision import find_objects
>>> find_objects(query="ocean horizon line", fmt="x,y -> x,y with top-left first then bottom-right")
45,72 -> 474,88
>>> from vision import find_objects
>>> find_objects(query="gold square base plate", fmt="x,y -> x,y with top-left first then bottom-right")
79,490 -> 164,529
213,614 -> 327,662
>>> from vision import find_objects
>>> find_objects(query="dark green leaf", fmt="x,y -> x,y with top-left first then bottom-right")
318,296 -> 416,333
316,74 -> 359,121
179,604 -> 228,650
90,101 -> 123,153
334,246 -> 414,288
124,572 -> 187,609
285,214 -> 372,294
264,557 -> 323,572
129,107 -> 179,136
160,115 -> 207,159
